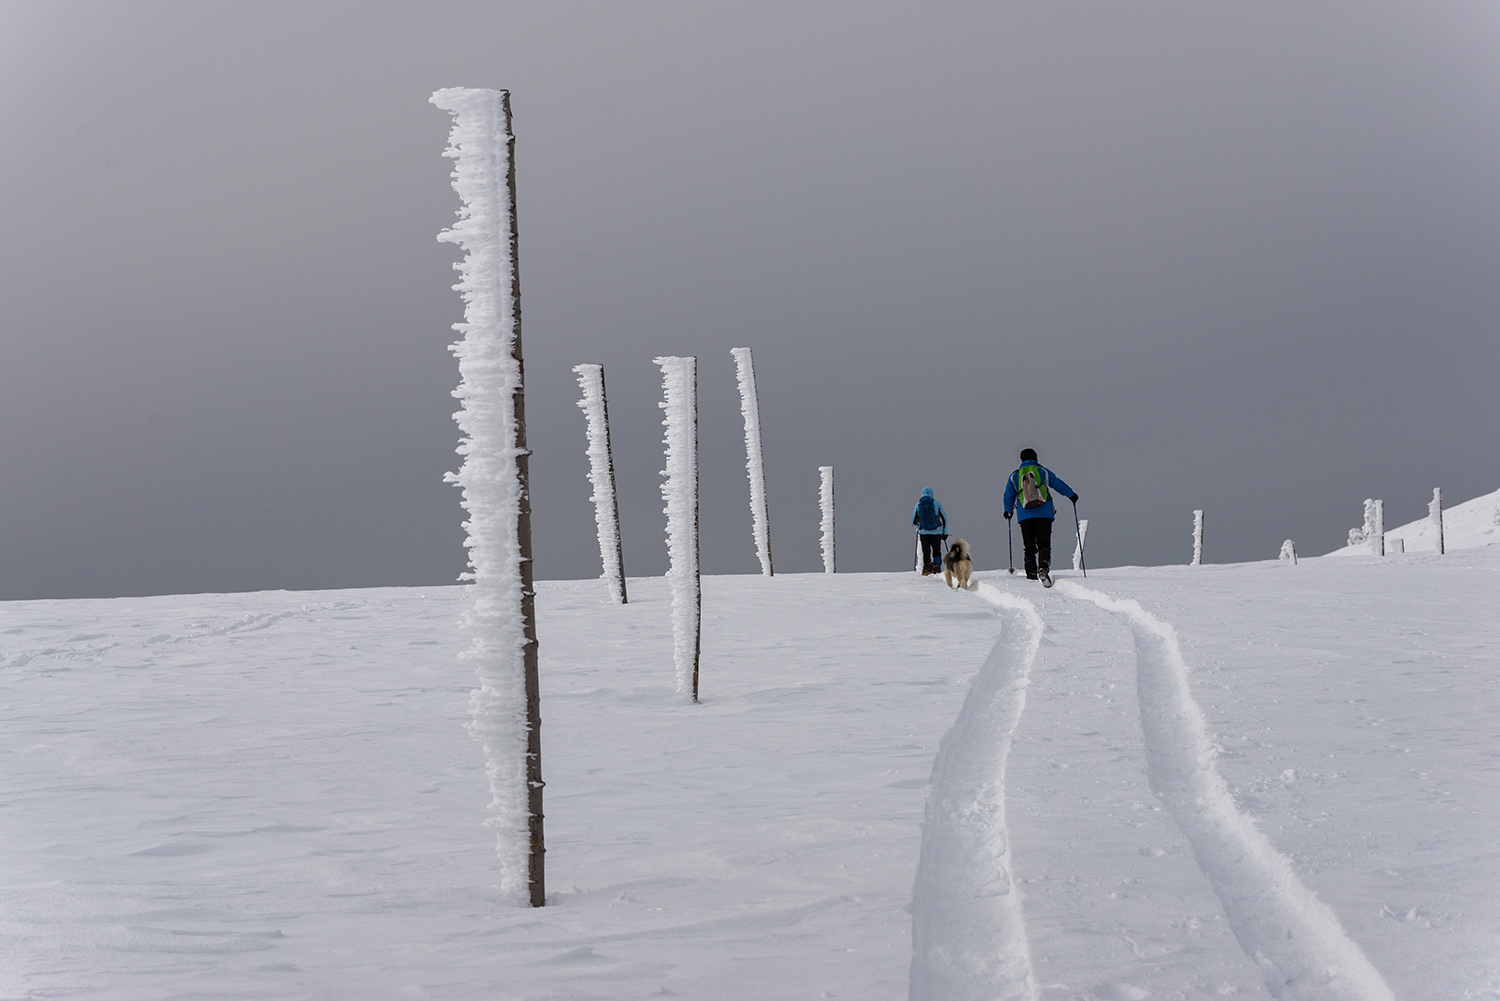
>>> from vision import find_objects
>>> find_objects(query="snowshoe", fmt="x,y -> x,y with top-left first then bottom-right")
1039,568 -> 1053,588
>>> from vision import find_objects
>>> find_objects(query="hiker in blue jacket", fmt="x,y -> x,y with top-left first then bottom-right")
1003,448 -> 1078,586
912,487 -> 948,576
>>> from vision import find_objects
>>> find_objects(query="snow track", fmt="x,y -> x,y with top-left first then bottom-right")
1057,581 -> 1396,1001
909,583 -> 1040,1001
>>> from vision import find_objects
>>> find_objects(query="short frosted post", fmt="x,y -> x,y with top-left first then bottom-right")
1073,519 -> 1089,571
1191,510 -> 1204,566
1279,539 -> 1298,564
1365,498 -> 1384,556
819,466 -> 836,573
655,356 -> 701,702
1392,537 -> 1405,553
431,87 -> 544,907
573,364 -> 627,603
1429,488 -> 1445,555
731,347 -> 774,576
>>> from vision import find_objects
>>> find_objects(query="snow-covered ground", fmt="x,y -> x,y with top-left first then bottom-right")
3,543 -> 1497,999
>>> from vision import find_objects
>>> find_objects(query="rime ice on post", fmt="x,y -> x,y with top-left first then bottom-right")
655,356 -> 701,701
1280,539 -> 1298,563
1073,519 -> 1089,572
819,466 -> 836,573
1429,488 -> 1445,555
430,87 -> 544,907
731,347 -> 773,576
1365,498 -> 1384,556
573,364 -> 627,603
1191,510 -> 1204,566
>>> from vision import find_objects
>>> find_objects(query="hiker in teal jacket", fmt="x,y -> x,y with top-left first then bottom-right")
912,487 -> 948,576
1002,449 -> 1077,584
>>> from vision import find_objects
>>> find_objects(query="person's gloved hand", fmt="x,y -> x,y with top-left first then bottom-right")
1069,494 -> 1079,503
1003,511 -> 1012,520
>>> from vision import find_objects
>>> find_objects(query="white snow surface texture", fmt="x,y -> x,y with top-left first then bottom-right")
429,87 -> 534,902
731,347 -> 773,576
655,355 -> 699,694
5,547 -> 1499,999
572,363 -> 625,602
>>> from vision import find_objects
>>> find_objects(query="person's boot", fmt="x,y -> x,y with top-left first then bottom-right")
1039,566 -> 1053,588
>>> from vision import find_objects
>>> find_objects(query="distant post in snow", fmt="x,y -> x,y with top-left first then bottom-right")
1073,519 -> 1089,572
1429,488 -> 1445,555
656,356 -> 701,702
430,87 -> 544,907
1279,539 -> 1298,564
573,364 -> 627,603
1191,510 -> 1204,566
820,466 -> 836,573
1364,498 -> 1384,556
731,347 -> 774,576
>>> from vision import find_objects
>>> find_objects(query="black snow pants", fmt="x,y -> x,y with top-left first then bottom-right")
919,533 -> 946,570
1020,518 -> 1053,578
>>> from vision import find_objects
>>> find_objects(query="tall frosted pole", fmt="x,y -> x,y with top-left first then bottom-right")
820,466 -> 836,573
1191,510 -> 1204,566
1429,488 -> 1445,555
573,363 -> 627,603
430,87 -> 544,907
1364,499 -> 1385,556
731,347 -> 773,576
656,356 -> 701,702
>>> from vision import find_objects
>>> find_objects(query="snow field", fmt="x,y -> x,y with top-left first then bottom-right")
2,549 -> 1497,999
1057,582 -> 1395,1000
909,585 -> 1040,1000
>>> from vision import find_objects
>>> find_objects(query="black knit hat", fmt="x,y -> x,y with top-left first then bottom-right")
1019,448 -> 1037,462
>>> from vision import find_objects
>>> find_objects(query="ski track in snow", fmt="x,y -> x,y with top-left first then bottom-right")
909,583 -> 1041,1001
1057,581 -> 1397,1001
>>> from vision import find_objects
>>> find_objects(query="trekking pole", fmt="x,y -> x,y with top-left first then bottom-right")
1006,511 -> 1015,574
1072,499 -> 1087,579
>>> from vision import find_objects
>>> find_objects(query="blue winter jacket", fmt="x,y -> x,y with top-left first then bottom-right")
911,488 -> 948,535
1003,463 -> 1075,522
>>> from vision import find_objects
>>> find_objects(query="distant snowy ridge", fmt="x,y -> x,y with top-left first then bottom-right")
430,87 -> 537,903
1326,485 -> 1499,557
909,584 -> 1039,1001
1060,582 -> 1396,1001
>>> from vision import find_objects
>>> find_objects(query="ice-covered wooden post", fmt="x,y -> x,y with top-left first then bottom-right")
1191,510 -> 1204,566
430,87 -> 544,907
1429,488 -> 1445,555
820,466 -> 836,573
1073,519 -> 1089,572
731,347 -> 774,576
656,356 -> 700,702
1280,539 -> 1298,564
1365,498 -> 1384,556
573,364 -> 627,603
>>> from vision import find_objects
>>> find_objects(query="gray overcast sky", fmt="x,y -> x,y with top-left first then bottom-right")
2,1 -> 1498,599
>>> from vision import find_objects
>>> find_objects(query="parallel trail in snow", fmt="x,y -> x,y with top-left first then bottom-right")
909,583 -> 1041,1001
1057,581 -> 1397,1001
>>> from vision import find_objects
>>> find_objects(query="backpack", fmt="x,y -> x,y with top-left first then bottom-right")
916,495 -> 941,531
1017,465 -> 1049,509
